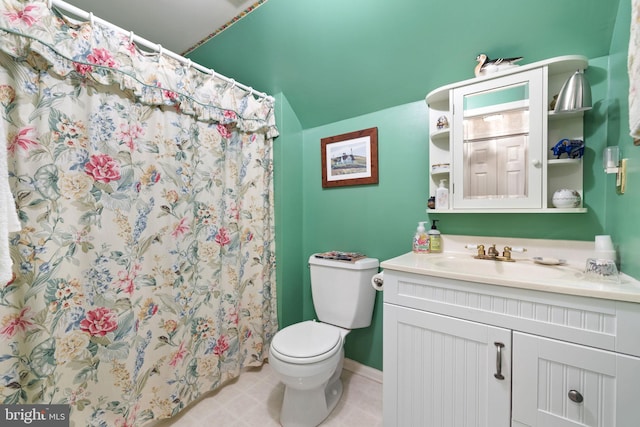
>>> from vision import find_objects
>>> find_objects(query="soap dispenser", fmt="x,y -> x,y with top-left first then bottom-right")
435,179 -> 449,210
413,222 -> 430,253
428,220 -> 442,253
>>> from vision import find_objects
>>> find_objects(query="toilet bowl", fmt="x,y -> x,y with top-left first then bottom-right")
269,320 -> 349,427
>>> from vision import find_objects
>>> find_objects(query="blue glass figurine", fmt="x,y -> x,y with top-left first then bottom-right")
551,138 -> 584,159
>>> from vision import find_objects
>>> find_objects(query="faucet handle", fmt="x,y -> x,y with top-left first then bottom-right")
506,246 -> 527,253
465,244 -> 485,256
502,246 -> 527,261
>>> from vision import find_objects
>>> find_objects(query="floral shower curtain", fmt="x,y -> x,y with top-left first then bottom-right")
0,1 -> 278,426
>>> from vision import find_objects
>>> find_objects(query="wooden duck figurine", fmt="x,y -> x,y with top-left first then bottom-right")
475,53 -> 523,77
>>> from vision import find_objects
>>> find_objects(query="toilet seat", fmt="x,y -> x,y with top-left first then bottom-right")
271,321 -> 342,364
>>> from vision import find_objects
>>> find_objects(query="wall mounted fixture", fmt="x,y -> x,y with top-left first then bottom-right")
603,146 -> 627,194
603,146 -> 620,173
554,70 -> 592,113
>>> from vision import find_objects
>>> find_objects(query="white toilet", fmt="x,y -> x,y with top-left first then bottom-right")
268,254 -> 379,427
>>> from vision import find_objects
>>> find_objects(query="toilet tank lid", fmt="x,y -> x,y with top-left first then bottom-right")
309,254 -> 379,270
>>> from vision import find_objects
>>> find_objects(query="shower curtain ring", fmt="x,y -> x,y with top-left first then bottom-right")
88,12 -> 94,26
157,44 -> 163,57
48,0 -> 53,9
185,59 -> 192,69
129,31 -> 135,44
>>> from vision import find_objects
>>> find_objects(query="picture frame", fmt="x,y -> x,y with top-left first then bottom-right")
321,127 -> 378,188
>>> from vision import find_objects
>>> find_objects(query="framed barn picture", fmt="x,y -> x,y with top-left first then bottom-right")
321,127 -> 378,188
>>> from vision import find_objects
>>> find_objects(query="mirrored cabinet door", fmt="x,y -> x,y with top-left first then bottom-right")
451,68 -> 544,209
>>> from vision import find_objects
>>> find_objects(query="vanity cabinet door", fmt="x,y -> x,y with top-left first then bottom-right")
383,303 -> 511,427
512,332 -> 640,427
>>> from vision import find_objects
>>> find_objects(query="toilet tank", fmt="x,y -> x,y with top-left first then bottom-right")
308,254 -> 379,329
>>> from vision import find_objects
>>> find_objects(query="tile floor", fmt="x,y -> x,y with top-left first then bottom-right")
148,360 -> 383,427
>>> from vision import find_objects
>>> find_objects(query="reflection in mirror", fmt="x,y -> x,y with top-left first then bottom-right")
463,84 -> 528,110
462,82 -> 530,200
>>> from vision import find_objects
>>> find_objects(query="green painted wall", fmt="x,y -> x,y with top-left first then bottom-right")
187,0 -> 619,129
273,51 -> 627,371
302,102 -> 430,369
232,1 -> 634,373
297,60 -> 611,370
273,92 -> 304,328
606,0 -> 640,278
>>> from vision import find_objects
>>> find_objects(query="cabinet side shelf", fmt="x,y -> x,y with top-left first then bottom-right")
429,128 -> 450,141
548,158 -> 581,165
548,109 -> 588,121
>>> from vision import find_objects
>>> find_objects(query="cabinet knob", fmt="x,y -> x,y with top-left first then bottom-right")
568,389 -> 584,403
532,159 -> 542,167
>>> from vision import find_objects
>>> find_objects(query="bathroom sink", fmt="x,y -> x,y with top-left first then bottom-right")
380,236 -> 640,303
387,252 -> 604,292
429,254 -> 583,282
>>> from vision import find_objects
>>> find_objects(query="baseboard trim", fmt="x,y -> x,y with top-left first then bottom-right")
343,358 -> 383,384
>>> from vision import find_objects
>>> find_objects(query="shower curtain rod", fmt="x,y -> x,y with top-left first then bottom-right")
50,0 -> 273,101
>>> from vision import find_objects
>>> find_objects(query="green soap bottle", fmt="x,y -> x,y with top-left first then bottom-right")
428,220 -> 442,253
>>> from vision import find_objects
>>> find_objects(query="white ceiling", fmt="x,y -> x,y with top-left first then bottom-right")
55,0 -> 260,54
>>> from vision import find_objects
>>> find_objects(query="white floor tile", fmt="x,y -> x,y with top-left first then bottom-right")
146,361 -> 382,427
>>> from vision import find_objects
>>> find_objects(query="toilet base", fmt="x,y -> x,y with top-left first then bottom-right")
280,362 -> 344,427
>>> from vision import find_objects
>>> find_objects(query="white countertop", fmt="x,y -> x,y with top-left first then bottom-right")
380,235 -> 640,303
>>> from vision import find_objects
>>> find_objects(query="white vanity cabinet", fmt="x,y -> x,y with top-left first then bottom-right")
512,332 -> 640,427
426,55 -> 589,213
384,304 -> 511,427
382,267 -> 640,427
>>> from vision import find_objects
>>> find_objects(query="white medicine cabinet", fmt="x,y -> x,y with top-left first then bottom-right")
426,55 -> 589,213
